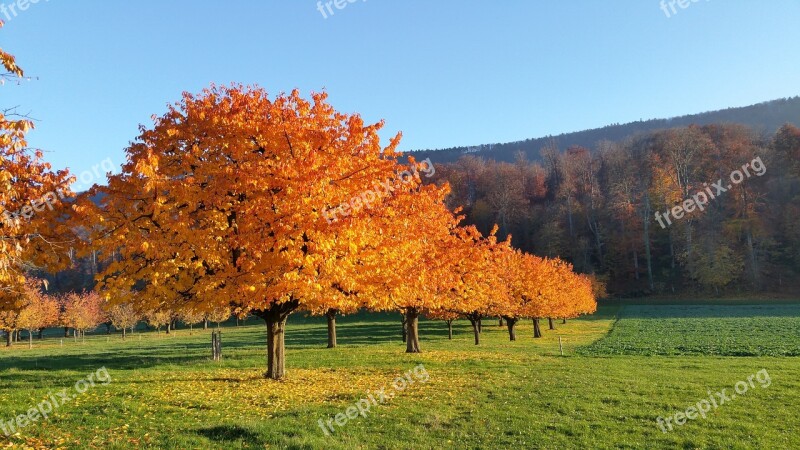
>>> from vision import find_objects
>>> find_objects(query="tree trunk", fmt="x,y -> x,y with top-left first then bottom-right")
105,323 -> 112,335
325,309 -> 338,349
203,319 -> 208,330
533,318 -> 542,338
446,320 -> 453,340
28,330 -> 33,349
401,315 -> 408,343
567,196 -> 575,238
498,317 -> 504,327
166,322 -> 171,335
548,318 -> 555,330
38,329 -> 44,340
747,231 -> 759,289
668,231 -> 676,269
405,308 -> 421,353
255,300 -> 299,380
122,327 -> 127,340
643,195 -> 655,291
562,318 -> 567,324
265,317 -> 287,380
5,330 -> 11,347
64,327 -> 69,338
469,318 -> 480,345
505,317 -> 518,341
478,318 -> 482,334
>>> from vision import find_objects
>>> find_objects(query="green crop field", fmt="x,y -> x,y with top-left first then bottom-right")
1,303 -> 799,449
581,304 -> 800,356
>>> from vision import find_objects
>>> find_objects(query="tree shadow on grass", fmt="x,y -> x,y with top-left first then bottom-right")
0,315 -> 477,374
195,424 -> 264,445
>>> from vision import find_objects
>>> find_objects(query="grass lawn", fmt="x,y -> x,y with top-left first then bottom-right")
1,303 -> 799,449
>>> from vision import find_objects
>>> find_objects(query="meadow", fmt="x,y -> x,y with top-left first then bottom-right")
1,301 -> 799,449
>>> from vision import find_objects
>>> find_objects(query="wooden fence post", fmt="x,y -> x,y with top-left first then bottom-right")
212,331 -> 222,361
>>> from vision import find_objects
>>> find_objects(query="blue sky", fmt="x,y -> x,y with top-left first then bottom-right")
2,0 -> 799,186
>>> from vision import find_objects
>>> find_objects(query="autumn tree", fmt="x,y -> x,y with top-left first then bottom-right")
145,308 -> 173,333
60,292 -> 104,339
0,22 -> 74,315
179,308 -> 205,335
0,291 -> 20,346
105,301 -> 140,339
355,184 -> 462,353
15,279 -> 58,348
444,226 -> 511,345
206,306 -> 231,330
84,85 -> 459,378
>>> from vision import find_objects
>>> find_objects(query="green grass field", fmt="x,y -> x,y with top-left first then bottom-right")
581,304 -> 800,356
1,302 -> 799,449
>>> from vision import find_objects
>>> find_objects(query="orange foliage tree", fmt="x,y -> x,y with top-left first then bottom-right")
354,184 -> 462,353
443,226 -> 512,345
1,22 -> 74,310
16,279 -> 59,347
60,292 -> 104,339
80,85 -> 450,378
105,301 -> 140,339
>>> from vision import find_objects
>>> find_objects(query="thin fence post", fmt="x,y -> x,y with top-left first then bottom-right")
211,332 -> 216,361
211,331 -> 222,361
559,336 -> 564,357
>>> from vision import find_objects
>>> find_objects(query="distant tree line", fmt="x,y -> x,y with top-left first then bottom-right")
414,97 -> 800,164
430,123 -> 800,296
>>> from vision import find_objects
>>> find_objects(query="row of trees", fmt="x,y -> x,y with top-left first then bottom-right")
0,282 -> 100,347
1,27 -> 597,380
70,86 -> 598,380
0,282 -> 236,347
433,123 -> 800,295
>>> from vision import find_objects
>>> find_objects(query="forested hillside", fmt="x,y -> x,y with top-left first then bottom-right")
429,123 -> 800,296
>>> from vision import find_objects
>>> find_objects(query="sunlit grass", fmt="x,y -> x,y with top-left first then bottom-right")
1,304 -> 798,449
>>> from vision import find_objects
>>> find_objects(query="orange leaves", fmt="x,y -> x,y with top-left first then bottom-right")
90,85 -> 434,322
0,24 -> 76,303
60,291 -> 105,333
105,301 -> 141,332
0,21 -> 23,79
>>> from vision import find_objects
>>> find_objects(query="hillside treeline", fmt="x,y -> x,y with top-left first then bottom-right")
416,97 -> 800,164
430,123 -> 800,296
